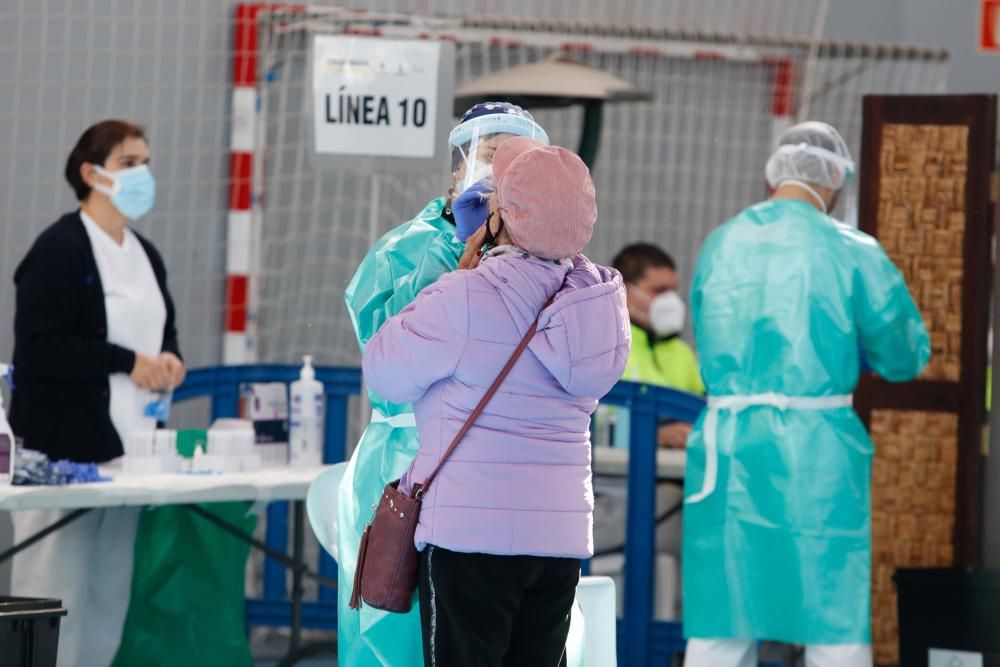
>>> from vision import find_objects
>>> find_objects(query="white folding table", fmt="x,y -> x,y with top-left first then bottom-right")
0,467 -> 333,667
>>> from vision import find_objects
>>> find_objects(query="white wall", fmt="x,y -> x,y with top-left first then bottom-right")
825,0 -> 905,43
901,0 -> 1000,93
827,0 -> 1000,93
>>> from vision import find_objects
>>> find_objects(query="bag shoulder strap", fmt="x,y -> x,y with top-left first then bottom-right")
417,295 -> 554,496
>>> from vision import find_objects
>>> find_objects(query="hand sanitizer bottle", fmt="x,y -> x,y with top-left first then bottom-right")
289,355 -> 324,468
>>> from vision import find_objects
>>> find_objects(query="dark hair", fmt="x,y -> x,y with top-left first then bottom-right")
612,243 -> 676,284
65,120 -> 146,201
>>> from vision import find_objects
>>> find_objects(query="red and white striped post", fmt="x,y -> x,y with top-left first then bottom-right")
227,4 -> 305,363
224,3 -> 261,364
770,57 -> 796,147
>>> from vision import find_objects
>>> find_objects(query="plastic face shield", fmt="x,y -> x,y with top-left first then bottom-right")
449,112 -> 550,194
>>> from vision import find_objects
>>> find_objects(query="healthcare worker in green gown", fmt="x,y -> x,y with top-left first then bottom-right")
337,102 -> 553,666
682,122 -> 931,667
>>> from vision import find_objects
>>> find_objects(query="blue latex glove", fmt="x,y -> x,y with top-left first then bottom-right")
13,448 -> 110,485
453,179 -> 494,242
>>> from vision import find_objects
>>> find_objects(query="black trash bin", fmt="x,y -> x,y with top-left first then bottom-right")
895,568 -> 1000,667
0,597 -> 67,667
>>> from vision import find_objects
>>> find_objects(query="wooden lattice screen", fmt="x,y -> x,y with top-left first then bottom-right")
857,95 -> 997,666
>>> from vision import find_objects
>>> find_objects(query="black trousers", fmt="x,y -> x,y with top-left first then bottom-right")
417,545 -> 581,667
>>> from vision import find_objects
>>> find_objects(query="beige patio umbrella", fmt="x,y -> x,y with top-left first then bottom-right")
454,53 -> 653,166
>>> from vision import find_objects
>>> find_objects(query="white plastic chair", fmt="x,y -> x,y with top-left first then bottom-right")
306,462 -> 349,560
576,576 -> 618,666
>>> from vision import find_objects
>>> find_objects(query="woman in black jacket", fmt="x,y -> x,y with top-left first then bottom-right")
12,119 -> 184,462
9,119 -> 185,666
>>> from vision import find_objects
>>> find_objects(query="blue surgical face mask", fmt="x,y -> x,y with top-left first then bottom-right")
93,164 -> 156,220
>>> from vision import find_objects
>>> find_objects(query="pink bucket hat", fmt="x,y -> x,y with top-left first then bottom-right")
492,136 -> 597,260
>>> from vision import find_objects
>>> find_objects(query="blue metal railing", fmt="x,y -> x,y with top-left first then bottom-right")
174,365 -> 706,665
599,381 -> 705,665
174,364 -> 361,628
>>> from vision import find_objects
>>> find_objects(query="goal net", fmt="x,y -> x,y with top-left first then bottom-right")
244,5 -> 949,367
0,1 -> 948,376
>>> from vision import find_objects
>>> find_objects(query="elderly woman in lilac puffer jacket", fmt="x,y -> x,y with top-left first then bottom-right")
362,136 -> 630,667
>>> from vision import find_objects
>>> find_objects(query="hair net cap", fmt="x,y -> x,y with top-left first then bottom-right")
765,121 -> 855,191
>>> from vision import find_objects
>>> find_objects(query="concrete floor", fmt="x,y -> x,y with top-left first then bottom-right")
250,629 -> 337,667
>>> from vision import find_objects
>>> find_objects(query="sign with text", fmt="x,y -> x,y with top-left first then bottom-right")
311,35 -> 453,169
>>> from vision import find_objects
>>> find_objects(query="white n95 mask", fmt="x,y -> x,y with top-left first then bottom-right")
650,291 -> 686,337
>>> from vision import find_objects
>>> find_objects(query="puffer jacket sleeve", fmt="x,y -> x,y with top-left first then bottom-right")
363,271 -> 470,404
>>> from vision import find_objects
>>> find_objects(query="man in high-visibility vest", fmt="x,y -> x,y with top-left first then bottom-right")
591,243 -> 704,621
613,242 -> 704,447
